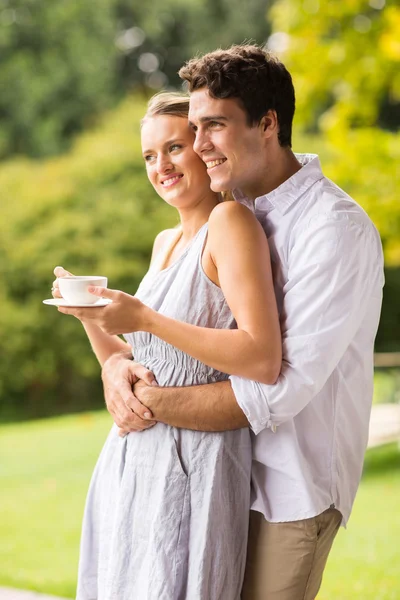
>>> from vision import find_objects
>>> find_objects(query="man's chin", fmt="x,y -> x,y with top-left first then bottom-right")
210,178 -> 229,193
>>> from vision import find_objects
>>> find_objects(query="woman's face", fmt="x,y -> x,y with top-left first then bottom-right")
141,115 -> 214,210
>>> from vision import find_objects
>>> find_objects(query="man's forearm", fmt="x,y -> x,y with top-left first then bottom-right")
138,380 -> 249,432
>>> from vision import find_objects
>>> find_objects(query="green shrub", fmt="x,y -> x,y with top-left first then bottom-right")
0,97 -> 177,419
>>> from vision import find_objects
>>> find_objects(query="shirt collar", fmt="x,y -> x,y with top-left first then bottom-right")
233,154 -> 324,216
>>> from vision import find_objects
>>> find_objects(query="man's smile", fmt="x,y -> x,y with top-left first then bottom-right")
205,158 -> 227,170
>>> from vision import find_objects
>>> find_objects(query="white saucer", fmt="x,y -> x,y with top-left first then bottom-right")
43,298 -> 112,308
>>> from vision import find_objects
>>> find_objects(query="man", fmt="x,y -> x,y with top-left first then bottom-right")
101,45 -> 384,599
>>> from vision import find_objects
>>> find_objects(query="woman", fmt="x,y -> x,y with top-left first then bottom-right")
54,92 -> 281,600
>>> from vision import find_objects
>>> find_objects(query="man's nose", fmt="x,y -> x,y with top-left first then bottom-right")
193,130 -> 213,156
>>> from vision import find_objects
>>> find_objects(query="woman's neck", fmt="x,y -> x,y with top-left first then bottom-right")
159,193 -> 220,271
178,193 -> 220,242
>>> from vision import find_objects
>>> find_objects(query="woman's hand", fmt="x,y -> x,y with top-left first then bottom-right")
57,287 -> 152,336
52,265 -> 73,298
101,354 -> 157,436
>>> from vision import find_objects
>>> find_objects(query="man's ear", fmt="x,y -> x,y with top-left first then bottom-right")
260,110 -> 278,138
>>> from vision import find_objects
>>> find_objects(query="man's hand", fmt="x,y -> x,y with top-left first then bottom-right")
128,379 -> 161,419
102,352 -> 158,435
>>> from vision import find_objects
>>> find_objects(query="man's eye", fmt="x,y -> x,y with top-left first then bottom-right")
144,155 -> 155,162
209,121 -> 221,128
170,144 -> 182,152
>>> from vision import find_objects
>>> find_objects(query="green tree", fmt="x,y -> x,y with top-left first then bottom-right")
0,0 -> 119,158
269,0 -> 400,264
0,0 -> 274,159
270,0 -> 400,133
114,0 -> 273,89
269,0 -> 400,351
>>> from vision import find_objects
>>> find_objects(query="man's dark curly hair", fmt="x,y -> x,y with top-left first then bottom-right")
179,44 -> 295,147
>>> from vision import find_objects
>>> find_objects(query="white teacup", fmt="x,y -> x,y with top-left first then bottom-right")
58,276 -> 108,305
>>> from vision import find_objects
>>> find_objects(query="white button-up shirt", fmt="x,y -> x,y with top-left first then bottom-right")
230,154 -> 384,525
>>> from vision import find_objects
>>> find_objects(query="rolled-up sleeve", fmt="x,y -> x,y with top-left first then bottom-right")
230,214 -> 384,435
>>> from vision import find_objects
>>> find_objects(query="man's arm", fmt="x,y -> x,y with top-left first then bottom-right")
132,379 -> 248,432
101,353 -> 248,433
131,215 -> 383,434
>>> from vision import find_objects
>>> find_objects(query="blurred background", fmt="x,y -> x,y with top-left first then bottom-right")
0,0 -> 399,598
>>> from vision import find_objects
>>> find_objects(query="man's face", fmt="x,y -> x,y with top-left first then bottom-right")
188,88 -> 270,200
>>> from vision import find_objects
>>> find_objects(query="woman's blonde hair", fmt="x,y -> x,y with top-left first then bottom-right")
141,92 -> 190,126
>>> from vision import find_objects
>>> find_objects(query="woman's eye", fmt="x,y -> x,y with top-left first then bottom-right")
144,155 -> 155,163
170,144 -> 182,152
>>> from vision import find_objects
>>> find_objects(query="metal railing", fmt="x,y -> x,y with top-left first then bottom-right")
374,352 -> 400,368
369,352 -> 400,448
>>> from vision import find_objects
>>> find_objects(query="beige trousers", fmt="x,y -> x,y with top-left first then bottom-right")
241,507 -> 342,600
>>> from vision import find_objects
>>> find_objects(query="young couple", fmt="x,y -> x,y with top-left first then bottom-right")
54,45 -> 384,600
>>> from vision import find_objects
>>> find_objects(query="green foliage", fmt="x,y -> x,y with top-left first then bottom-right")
270,0 -> 400,132
373,369 -> 400,404
0,96 -> 177,419
320,128 -> 400,265
0,0 -> 273,159
375,267 -> 400,352
0,0 -> 119,158
115,0 -> 273,84
270,0 -> 400,264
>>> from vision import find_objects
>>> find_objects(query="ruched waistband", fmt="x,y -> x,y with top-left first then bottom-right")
134,341 -> 229,382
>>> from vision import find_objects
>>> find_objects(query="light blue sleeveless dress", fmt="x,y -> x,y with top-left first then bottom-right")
77,223 -> 252,600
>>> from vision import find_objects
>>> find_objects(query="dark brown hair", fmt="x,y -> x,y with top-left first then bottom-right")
179,44 -> 295,147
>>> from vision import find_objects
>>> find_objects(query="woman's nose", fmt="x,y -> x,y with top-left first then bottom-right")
156,155 -> 173,173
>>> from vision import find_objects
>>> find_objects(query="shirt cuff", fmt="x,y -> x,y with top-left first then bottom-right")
229,376 -> 276,435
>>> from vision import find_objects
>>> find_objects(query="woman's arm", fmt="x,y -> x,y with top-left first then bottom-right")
143,202 -> 281,384
58,205 -> 281,383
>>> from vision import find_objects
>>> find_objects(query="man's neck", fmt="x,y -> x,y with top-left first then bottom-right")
245,148 -> 302,201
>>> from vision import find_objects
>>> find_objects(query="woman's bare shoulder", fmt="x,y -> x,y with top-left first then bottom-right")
151,228 -> 180,263
208,200 -> 261,243
208,199 -> 257,226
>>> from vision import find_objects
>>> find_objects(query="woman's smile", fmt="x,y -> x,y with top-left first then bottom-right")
161,174 -> 184,187
141,114 -> 217,210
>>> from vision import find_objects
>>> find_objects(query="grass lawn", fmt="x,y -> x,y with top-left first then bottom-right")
0,411 -> 112,598
0,412 -> 399,599
319,443 -> 400,599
